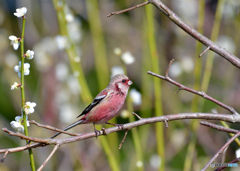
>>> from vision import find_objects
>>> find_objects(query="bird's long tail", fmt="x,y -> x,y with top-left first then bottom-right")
51,120 -> 83,139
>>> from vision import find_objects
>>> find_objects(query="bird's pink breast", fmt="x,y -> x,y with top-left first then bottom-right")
81,92 -> 127,124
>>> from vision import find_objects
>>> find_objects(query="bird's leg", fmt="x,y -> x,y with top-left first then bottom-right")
93,123 -> 101,138
105,122 -> 124,130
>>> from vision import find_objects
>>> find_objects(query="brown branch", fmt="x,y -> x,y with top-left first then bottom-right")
37,144 -> 60,171
201,131 -> 240,171
0,151 -> 9,163
149,0 -> 240,69
119,129 -> 129,149
200,121 -> 239,134
29,120 -> 80,137
1,112 -> 240,155
107,0 -> 240,68
107,1 -> 150,17
132,112 -> 142,120
214,157 -> 240,171
147,70 -> 239,115
199,46 -> 210,58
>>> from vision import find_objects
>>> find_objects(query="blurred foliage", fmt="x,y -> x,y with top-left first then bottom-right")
0,0 -> 240,171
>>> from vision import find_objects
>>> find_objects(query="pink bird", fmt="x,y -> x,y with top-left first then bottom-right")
51,74 -> 132,138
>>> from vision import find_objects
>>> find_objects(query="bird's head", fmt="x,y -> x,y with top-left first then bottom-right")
109,74 -> 132,93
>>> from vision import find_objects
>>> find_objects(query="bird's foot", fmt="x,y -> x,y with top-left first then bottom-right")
94,128 -> 101,139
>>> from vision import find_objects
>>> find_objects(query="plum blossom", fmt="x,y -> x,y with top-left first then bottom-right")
11,82 -> 20,90
9,35 -> 20,50
111,66 -> 124,78
23,102 -> 37,115
130,89 -> 142,105
25,50 -> 34,59
14,61 -> 30,77
121,51 -> 135,65
10,115 -> 30,133
14,7 -> 27,17
113,48 -> 122,56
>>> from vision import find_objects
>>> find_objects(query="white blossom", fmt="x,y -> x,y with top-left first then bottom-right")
130,89 -> 142,105
14,7 -> 27,17
120,110 -> 130,119
136,161 -> 143,168
11,82 -> 19,90
111,66 -> 124,78
14,61 -> 30,77
23,102 -> 37,115
169,61 -> 182,77
10,115 -> 30,133
55,35 -> 68,50
9,35 -> 20,50
113,48 -> 122,56
25,50 -> 34,60
121,51 -> 135,65
150,154 -> 162,169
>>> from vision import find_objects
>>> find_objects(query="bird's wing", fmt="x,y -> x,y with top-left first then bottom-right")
77,90 -> 108,118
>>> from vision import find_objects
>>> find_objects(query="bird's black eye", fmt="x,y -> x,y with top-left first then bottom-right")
122,79 -> 126,83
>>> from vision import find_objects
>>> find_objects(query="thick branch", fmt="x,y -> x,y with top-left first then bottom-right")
1,112 -> 240,154
149,0 -> 240,69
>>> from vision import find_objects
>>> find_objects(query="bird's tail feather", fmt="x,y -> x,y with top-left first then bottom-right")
50,120 -> 83,139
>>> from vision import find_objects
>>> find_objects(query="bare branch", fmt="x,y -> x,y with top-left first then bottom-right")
29,120 -> 80,137
132,112 -> 142,120
119,129 -> 129,149
149,0 -> 240,69
166,59 -> 174,77
147,71 -> 239,115
200,121 -> 239,134
214,157 -> 240,171
2,128 -> 58,144
0,151 -> 9,163
199,47 -> 210,58
107,1 -> 150,17
37,144 -> 60,171
201,131 -> 240,171
1,112 -> 240,155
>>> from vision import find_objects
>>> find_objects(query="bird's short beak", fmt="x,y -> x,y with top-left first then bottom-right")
128,80 -> 133,85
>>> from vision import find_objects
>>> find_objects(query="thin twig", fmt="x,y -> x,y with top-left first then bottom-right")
37,144 -> 60,171
149,0 -> 240,69
200,121 -> 239,134
147,70 -> 239,115
164,120 -> 169,128
0,151 -> 9,163
166,59 -> 175,77
29,120 -> 80,137
199,46 -> 210,58
107,1 -> 150,17
214,157 -> 240,171
132,112 -> 142,120
119,129 -> 129,149
201,131 -> 240,171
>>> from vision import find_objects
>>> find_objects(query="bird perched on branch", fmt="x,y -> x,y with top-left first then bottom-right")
51,74 -> 133,138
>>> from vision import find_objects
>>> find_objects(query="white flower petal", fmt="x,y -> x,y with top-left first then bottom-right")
111,66 -> 124,78
9,35 -> 17,41
130,89 -> 142,105
11,82 -> 19,90
121,52 -> 135,65
14,7 -> 27,17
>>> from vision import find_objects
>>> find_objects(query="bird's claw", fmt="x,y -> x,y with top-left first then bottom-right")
94,129 -> 101,139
